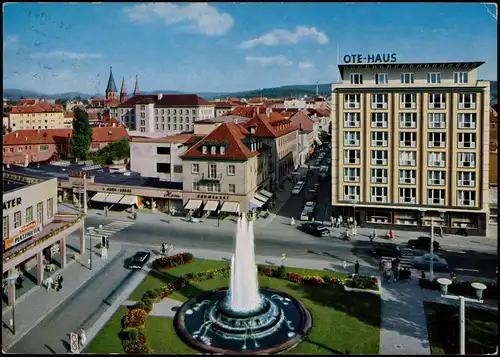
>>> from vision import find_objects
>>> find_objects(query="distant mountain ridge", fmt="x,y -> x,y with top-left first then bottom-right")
4,81 -> 497,102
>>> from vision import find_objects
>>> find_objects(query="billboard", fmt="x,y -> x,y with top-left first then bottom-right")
4,220 -> 42,250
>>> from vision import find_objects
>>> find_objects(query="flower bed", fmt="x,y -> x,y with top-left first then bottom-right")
152,252 -> 194,270
419,279 -> 498,301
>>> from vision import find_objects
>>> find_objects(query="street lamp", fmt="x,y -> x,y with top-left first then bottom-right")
438,278 -> 487,355
4,275 -> 19,335
217,209 -> 220,227
86,226 -> 95,270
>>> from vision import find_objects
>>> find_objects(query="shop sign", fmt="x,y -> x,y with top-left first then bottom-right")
3,197 -> 22,211
196,194 -> 230,200
4,220 -> 42,250
164,190 -> 181,198
104,187 -> 132,193
343,53 -> 397,64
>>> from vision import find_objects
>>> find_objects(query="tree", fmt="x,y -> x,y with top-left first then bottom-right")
71,108 -> 92,162
3,124 -> 8,135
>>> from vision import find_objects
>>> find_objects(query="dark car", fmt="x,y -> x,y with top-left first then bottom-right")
371,243 -> 403,258
301,222 -> 330,237
126,251 -> 151,269
408,236 -> 440,251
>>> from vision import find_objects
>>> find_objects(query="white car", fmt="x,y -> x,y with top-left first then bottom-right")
412,253 -> 448,270
291,181 -> 305,195
300,201 -> 316,221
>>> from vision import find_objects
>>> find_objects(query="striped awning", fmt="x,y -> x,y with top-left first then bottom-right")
203,200 -> 219,212
254,193 -> 269,203
259,189 -> 273,199
184,199 -> 203,210
118,195 -> 138,206
248,198 -> 264,209
220,201 -> 240,213
91,192 -> 108,202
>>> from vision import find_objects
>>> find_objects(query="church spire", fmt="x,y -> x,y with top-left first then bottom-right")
120,77 -> 128,103
105,66 -> 118,100
133,74 -> 140,96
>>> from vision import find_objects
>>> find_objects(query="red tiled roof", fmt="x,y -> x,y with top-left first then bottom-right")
225,106 -> 256,118
307,108 -> 330,117
242,113 -> 298,138
64,112 -> 73,118
19,99 -> 37,106
182,122 -> 264,160
289,111 -> 314,131
9,102 -> 63,114
248,98 -> 265,103
119,94 -> 212,107
210,101 -> 233,108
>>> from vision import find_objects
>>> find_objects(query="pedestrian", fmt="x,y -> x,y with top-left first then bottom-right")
331,216 -> 336,228
398,268 -> 405,283
161,243 -> 166,255
450,271 -> 457,283
369,230 -> 375,244
79,328 -> 87,348
439,226 -> 443,237
57,275 -> 64,291
15,274 -> 24,289
290,217 -> 295,226
338,215 -> 343,227
342,260 -> 347,270
45,276 -> 53,292
421,270 -> 426,280
354,260 -> 360,275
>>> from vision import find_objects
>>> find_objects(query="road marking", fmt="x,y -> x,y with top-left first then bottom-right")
455,268 -> 480,272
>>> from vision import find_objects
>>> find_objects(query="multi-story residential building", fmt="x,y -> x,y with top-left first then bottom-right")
490,104 -> 498,186
193,116 -> 250,136
289,111 -> 320,166
331,60 -> 490,235
242,111 -> 298,190
111,94 -> 215,134
307,108 -> 331,132
210,101 -> 236,117
5,101 -> 69,131
3,127 -> 129,165
181,121 -> 271,215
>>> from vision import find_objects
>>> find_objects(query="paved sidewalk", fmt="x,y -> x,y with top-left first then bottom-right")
2,246 -> 122,351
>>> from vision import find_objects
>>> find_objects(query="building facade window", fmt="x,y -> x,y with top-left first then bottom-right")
228,184 -> 236,193
344,149 -> 360,165
192,182 -> 200,191
399,169 -> 416,185
350,73 -> 363,85
400,93 -> 417,109
371,131 -> 388,147
344,168 -> 360,182
457,171 -> 476,187
399,151 -> 416,166
428,132 -> 446,148
371,150 -> 388,166
399,132 -> 416,148
428,113 -> 446,129
375,73 -> 388,85
192,163 -> 200,173
47,198 -> 54,218
206,183 -> 214,192
14,210 -> 21,229
37,201 -> 43,225
453,72 -> 469,84
458,113 -> 477,129
428,152 -> 446,167
399,188 -> 416,204
370,168 -> 388,184
458,133 -> 476,149
344,94 -> 361,109
25,206 -> 33,223
39,144 -> 49,151
429,94 -> 446,109
209,164 -> 217,178
457,152 -> 476,168
370,186 -> 388,203
371,94 -> 388,109
400,73 -> 414,84
399,113 -> 417,128
227,165 -> 235,175
344,112 -> 361,128
3,216 -> 8,239
428,189 -> 445,205
457,190 -> 475,207
344,185 -> 360,201
458,93 -> 477,109
371,113 -> 388,128
428,170 -> 446,186
211,146 -> 217,155
343,131 -> 360,146
426,72 -> 441,84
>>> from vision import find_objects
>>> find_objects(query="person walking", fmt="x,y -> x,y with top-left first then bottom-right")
161,243 -> 166,255
369,230 -> 376,244
354,260 -> 360,275
57,275 -> 64,291
45,276 -> 53,292
342,260 -> 347,270
79,328 -> 87,348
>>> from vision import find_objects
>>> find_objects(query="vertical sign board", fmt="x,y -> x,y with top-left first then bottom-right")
70,332 -> 80,354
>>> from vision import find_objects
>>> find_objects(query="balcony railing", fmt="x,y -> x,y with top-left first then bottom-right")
399,178 -> 416,185
400,141 -> 416,148
428,179 -> 445,186
429,103 -> 446,110
344,140 -> 360,146
371,103 -> 388,110
344,102 -> 360,109
344,159 -> 360,165
428,198 -> 445,206
400,121 -> 417,129
458,103 -> 476,110
429,161 -> 445,168
344,176 -> 360,183
399,160 -> 416,166
458,180 -> 475,187
400,102 -> 416,109
458,161 -> 475,168
458,199 -> 475,207
344,121 -> 360,128
399,197 -> 416,204
458,122 -> 476,129
371,177 -> 388,184
371,196 -> 388,203
458,142 -> 476,149
344,194 -> 360,201
429,141 -> 446,148
371,159 -> 387,165
201,173 -> 223,181
371,140 -> 388,147
372,121 -> 388,128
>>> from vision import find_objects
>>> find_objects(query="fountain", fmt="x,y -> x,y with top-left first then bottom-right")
174,215 -> 312,354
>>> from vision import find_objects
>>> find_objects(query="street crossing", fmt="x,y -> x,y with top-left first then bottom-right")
380,249 -> 414,268
85,220 -> 135,241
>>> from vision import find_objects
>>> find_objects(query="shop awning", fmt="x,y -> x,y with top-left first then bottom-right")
91,192 -> 108,203
220,201 -> 240,213
105,194 -> 125,204
248,198 -> 264,209
259,189 -> 273,199
315,137 -> 323,146
118,195 -> 138,206
254,193 -> 269,203
184,199 -> 203,210
203,200 -> 219,212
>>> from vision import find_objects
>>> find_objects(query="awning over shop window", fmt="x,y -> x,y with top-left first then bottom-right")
220,201 -> 240,213
91,192 -> 108,202
184,199 -> 203,210
254,193 -> 269,203
259,189 -> 273,199
106,194 -> 125,204
248,198 -> 264,209
118,195 -> 138,206
203,200 -> 219,212
314,137 -> 323,146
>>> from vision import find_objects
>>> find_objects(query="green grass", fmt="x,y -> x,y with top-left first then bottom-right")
85,307 -> 128,354
424,301 -> 498,355
91,259 -> 381,355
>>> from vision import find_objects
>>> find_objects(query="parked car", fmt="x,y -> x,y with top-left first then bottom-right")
126,251 -> 151,269
412,253 -> 448,270
408,236 -> 440,251
291,181 -> 306,195
300,201 -> 317,221
371,243 -> 403,258
301,222 -> 330,237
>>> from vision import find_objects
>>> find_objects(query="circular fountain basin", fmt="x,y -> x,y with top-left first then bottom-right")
174,287 -> 312,354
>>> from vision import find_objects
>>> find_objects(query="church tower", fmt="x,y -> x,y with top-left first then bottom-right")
133,75 -> 140,97
120,77 -> 128,103
105,66 -> 118,100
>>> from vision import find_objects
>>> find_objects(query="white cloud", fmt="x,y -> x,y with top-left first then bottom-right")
3,35 -> 20,50
123,3 -> 234,36
245,56 -> 293,67
32,50 -> 103,60
298,61 -> 314,69
239,26 -> 329,49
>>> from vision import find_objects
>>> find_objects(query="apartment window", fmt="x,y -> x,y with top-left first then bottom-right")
399,188 -> 416,204
399,132 -> 416,148
192,109 -> 196,114
428,152 -> 446,168
161,124 -> 165,130
459,93 -> 477,109
219,146 -> 226,155
140,127 -> 146,132
210,146 -> 217,155
46,198 -> 54,218
458,133 -> 476,149
156,163 -> 171,173
179,109 -> 183,114
350,73 -> 363,85
343,185 -> 360,201
428,171 -> 446,186
453,72 -> 468,84
458,172 -> 476,187
140,113 -> 145,119
206,183 -> 214,192
458,113 -> 476,129
14,211 -> 22,228
400,73 -> 414,84
371,94 -> 388,109
371,150 -> 388,166
344,112 -> 361,128
344,94 -> 361,109
3,216 -> 8,239
140,105 -> 145,110
37,201 -> 43,225
344,168 -> 360,183
458,152 -> 476,168
457,190 -> 476,207
399,169 -> 416,185
39,144 -> 49,151
429,93 -> 446,109
229,184 -> 236,193
370,168 -> 388,184
344,149 -> 360,165
173,109 -> 177,114
140,120 -> 146,126
428,132 -> 446,148
227,165 -> 236,175
344,131 -> 360,146
25,206 -> 33,224
399,151 -> 416,166
371,131 -> 388,147
192,182 -> 200,191
428,189 -> 445,205
428,113 -> 446,129
426,72 -> 441,84
202,146 -> 208,154
18,147 -> 22,152
214,183 -> 221,193
192,163 -> 200,173
370,186 -> 388,203
399,113 -> 417,128
400,93 -> 417,109
157,146 -> 171,155
375,73 -> 388,85
209,164 -> 217,178
371,113 -> 388,128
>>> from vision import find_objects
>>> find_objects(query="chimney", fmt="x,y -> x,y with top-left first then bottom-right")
266,107 -> 271,117
15,132 -> 19,138
256,107 -> 260,115
37,129 -> 41,134
299,123 -> 303,131
157,93 -> 163,100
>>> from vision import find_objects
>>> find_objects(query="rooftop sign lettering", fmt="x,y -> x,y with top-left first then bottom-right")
343,53 -> 397,64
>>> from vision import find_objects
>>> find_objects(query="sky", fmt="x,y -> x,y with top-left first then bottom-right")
3,2 -> 498,95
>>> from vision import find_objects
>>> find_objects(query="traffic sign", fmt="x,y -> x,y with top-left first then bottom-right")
70,332 -> 80,354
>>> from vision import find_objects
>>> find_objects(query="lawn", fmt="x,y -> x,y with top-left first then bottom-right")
90,259 -> 380,355
424,301 -> 498,355
85,306 -> 128,354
